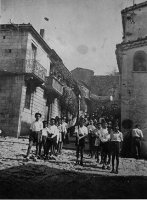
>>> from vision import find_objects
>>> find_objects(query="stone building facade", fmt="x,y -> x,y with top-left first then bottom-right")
116,2 -> 147,157
116,2 -> 147,138
0,24 -> 73,137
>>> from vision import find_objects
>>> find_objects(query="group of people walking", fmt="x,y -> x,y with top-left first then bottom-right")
25,113 -> 68,161
75,117 -> 123,174
25,112 -> 144,174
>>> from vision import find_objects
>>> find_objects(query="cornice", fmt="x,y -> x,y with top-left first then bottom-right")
116,37 -> 147,50
121,1 -> 147,14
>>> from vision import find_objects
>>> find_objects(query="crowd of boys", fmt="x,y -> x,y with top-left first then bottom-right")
24,112 -> 143,174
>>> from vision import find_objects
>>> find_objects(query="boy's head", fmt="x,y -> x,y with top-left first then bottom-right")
101,121 -> 107,128
114,124 -> 119,132
79,117 -> 85,126
43,121 -> 48,128
96,122 -> 101,129
89,119 -> 93,125
35,112 -> 42,121
50,118 -> 55,125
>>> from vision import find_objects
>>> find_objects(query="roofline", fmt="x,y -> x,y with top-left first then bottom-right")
0,23 -> 63,63
71,67 -> 94,73
121,1 -> 147,14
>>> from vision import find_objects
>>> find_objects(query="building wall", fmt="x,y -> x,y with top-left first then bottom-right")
90,75 -> 120,101
71,68 -> 94,86
50,98 -> 61,119
0,75 -> 24,137
20,85 -> 48,136
120,45 -> 147,139
26,33 -> 50,76
0,26 -> 51,137
0,28 -> 28,72
122,4 -> 147,43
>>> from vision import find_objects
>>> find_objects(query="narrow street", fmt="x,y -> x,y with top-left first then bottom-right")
0,137 -> 147,199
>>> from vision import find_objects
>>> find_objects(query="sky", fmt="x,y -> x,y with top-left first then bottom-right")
0,0 -> 146,75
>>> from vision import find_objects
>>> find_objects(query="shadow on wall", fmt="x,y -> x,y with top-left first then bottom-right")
20,121 -> 30,136
0,163 -> 147,199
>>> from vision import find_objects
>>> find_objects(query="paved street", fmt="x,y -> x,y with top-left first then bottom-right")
0,137 -> 147,198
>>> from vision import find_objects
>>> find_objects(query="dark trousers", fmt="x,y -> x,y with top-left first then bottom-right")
89,138 -> 96,157
76,145 -> 84,163
111,141 -> 120,170
95,145 -> 101,161
39,136 -> 47,156
45,138 -> 53,156
101,142 -> 109,165
133,137 -> 141,158
26,131 -> 42,157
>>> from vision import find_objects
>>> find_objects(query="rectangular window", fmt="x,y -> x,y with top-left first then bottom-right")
3,36 -> 5,39
5,49 -> 12,53
31,43 -> 37,60
25,86 -> 32,109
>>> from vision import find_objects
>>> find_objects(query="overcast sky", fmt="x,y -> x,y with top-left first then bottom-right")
0,0 -> 145,75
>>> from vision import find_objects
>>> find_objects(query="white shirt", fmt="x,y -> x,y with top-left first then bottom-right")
110,131 -> 123,142
30,120 -> 43,132
42,127 -> 49,137
87,125 -> 96,133
61,122 -> 67,133
75,125 -> 88,137
48,125 -> 58,138
57,125 -> 62,142
100,128 -> 109,143
132,128 -> 143,138
94,128 -> 101,146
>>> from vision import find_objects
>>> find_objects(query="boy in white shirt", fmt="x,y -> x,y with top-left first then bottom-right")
25,112 -> 43,160
100,121 -> 110,169
75,117 -> 88,166
38,121 -> 49,157
45,118 -> 59,159
61,117 -> 67,144
110,125 -> 123,174
87,119 -> 96,158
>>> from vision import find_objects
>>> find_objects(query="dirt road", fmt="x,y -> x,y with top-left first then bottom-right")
0,137 -> 147,198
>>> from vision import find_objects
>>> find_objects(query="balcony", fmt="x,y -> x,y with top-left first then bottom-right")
0,59 -> 47,82
45,76 -> 63,96
25,59 -> 47,82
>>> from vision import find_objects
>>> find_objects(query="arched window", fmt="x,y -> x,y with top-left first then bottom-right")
133,51 -> 147,71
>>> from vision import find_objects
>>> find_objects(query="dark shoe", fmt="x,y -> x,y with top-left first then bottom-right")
115,169 -> 118,174
107,165 -> 111,170
110,169 -> 115,173
76,160 -> 79,165
102,165 -> 106,170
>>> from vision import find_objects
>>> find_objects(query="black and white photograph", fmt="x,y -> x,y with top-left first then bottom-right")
0,0 -> 147,198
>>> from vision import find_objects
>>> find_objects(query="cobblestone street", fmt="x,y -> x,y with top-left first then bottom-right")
0,137 -> 147,198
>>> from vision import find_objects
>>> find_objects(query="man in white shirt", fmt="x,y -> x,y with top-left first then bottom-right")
25,112 -> 43,160
75,117 -> 88,166
132,124 -> 143,159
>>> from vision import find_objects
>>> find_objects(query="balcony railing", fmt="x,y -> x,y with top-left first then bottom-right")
25,59 -> 47,82
46,76 -> 63,96
0,59 -> 47,82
